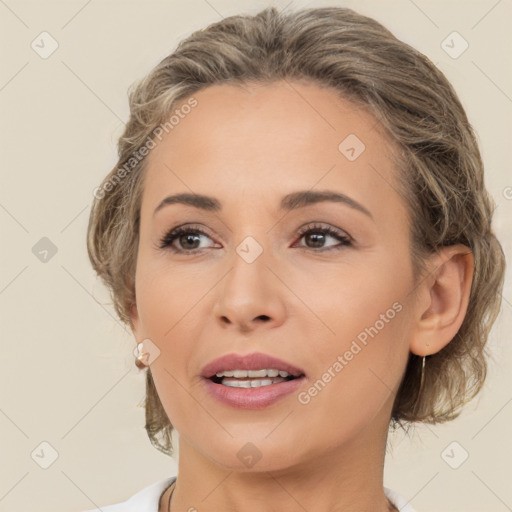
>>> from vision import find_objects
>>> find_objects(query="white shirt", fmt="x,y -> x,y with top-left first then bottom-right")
82,476 -> 418,511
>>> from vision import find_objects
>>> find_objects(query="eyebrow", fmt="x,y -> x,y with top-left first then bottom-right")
153,190 -> 373,219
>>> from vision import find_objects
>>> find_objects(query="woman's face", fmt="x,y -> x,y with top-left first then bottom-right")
131,80 -> 420,470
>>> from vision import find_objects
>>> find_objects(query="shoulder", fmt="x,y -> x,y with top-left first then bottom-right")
81,476 -> 177,512
384,487 -> 418,512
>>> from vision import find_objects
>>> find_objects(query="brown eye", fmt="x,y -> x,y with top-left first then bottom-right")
159,227 -> 215,252
296,223 -> 352,251
304,231 -> 328,248
176,232 -> 202,250
158,223 -> 352,254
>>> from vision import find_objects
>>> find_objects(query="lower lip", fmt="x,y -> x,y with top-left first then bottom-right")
201,376 -> 307,409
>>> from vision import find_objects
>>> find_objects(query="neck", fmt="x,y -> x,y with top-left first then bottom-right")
162,414 -> 394,512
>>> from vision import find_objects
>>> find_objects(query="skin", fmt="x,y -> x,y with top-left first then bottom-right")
129,80 -> 474,512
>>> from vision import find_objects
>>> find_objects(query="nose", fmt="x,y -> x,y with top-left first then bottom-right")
212,249 -> 287,334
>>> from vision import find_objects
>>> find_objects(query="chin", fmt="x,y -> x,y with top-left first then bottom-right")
199,437 -> 304,473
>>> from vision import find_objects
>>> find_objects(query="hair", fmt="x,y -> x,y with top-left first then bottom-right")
87,6 -> 506,456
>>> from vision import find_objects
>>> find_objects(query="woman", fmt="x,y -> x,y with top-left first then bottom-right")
84,5 -> 505,512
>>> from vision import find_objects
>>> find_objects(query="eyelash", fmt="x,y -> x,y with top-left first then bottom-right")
158,223 -> 352,254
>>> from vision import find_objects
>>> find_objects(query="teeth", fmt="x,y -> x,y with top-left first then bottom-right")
221,377 -> 285,388
215,368 -> 291,378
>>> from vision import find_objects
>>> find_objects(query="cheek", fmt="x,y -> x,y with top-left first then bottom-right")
298,254 -> 413,397
292,255 -> 409,337
296,301 -> 411,445
134,261 -> 205,427
135,256 -> 206,335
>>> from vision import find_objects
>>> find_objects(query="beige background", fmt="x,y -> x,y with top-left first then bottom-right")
0,0 -> 511,511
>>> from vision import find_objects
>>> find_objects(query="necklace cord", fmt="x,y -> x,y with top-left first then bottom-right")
167,481 -> 176,512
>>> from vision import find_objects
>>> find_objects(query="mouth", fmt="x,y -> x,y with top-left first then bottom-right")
207,370 -> 305,388
200,352 -> 307,406
201,351 -> 306,384
202,368 -> 307,409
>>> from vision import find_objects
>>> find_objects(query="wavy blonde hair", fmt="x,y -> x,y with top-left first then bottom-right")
87,6 -> 506,456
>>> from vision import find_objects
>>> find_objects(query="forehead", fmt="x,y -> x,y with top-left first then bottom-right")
142,80 -> 404,217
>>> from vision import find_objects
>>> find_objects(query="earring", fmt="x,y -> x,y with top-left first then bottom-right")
135,341 -> 149,369
413,355 -> 426,415
418,355 -> 426,396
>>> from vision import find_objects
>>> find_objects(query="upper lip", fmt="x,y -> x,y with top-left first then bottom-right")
201,352 -> 306,378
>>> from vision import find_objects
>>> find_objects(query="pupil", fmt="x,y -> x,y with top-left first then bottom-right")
307,233 -> 324,247
182,234 -> 199,248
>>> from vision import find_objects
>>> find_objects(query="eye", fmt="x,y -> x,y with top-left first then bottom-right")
158,222 -> 352,254
294,223 -> 352,251
158,225 -> 217,253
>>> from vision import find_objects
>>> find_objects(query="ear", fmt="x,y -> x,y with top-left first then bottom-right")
409,245 -> 474,357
